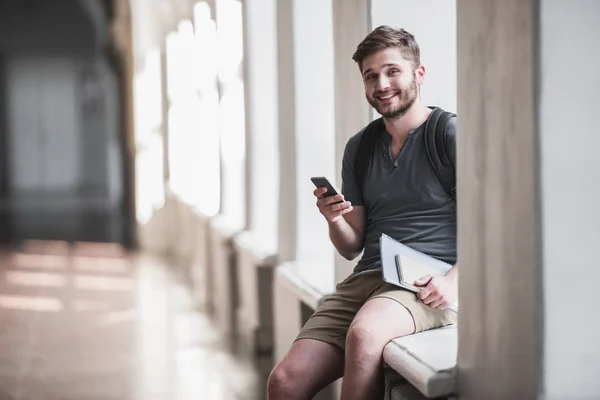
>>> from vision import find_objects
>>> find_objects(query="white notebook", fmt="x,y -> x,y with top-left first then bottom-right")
379,233 -> 458,313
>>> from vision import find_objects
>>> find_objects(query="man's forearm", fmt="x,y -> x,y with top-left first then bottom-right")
328,217 -> 363,260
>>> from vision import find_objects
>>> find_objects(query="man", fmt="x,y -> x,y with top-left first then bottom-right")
267,26 -> 458,400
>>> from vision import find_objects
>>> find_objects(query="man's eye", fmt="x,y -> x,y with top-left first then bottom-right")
366,74 -> 376,80
389,69 -> 400,75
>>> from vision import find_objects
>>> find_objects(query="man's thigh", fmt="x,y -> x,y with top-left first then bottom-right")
295,270 -> 382,351
349,296 -> 416,343
369,284 -> 457,333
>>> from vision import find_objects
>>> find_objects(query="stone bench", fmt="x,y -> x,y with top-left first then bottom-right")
383,325 -> 458,400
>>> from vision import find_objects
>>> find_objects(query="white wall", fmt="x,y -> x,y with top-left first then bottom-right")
370,0 -> 457,113
540,1 -> 600,398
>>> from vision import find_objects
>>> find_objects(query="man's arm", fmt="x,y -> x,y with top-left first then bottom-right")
313,187 -> 366,260
314,132 -> 368,260
328,205 -> 366,260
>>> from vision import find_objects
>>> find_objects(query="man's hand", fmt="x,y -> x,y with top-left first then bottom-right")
314,187 -> 353,223
414,272 -> 458,310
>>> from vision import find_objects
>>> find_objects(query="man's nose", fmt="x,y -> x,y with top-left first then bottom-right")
376,76 -> 390,91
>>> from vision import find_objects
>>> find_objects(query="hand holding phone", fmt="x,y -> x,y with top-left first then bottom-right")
310,177 -> 340,198
310,176 -> 353,223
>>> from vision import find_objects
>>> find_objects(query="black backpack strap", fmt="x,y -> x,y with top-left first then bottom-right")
354,117 -> 384,194
424,107 -> 456,201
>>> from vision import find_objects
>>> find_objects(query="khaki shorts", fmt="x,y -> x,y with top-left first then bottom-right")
295,268 -> 457,351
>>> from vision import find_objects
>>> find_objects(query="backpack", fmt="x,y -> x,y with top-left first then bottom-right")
353,107 -> 456,201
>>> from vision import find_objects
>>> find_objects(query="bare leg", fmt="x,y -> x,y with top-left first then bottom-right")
268,338 -> 344,400
340,298 -> 416,400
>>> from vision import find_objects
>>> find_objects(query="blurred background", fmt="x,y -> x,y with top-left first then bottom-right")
0,0 -> 598,399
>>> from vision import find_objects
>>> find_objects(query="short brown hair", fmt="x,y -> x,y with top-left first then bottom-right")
352,25 -> 421,72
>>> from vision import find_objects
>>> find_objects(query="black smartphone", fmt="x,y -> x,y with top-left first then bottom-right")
310,177 -> 342,203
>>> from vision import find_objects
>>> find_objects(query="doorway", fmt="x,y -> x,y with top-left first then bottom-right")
0,0 -> 133,247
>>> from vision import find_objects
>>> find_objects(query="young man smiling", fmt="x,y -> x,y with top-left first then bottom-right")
267,26 -> 458,400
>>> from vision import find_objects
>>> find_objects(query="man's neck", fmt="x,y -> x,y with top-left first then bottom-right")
383,102 -> 431,142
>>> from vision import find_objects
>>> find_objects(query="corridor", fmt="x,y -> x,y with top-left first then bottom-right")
0,241 -> 261,400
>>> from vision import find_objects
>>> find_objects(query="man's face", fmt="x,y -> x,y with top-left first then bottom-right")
361,48 -> 424,119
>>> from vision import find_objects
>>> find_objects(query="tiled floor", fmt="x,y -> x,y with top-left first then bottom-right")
0,241 -> 262,400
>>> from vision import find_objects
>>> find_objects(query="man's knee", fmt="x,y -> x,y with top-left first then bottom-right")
346,319 -> 386,358
267,363 -> 299,399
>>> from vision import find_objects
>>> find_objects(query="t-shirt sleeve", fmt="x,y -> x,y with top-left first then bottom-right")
445,116 -> 457,168
341,133 -> 365,206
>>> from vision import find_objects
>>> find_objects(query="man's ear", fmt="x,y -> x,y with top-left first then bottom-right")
415,64 -> 426,85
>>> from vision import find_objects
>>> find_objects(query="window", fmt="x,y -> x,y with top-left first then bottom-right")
134,47 -> 165,224
214,0 -> 246,227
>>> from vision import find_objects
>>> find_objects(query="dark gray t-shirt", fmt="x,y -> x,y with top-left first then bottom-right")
341,116 -> 457,273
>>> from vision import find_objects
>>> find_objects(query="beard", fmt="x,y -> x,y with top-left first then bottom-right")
367,77 -> 418,119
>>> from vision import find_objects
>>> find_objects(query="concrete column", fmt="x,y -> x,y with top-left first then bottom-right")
455,1 -> 600,398
276,0 -> 297,262
457,1 -> 540,398
159,40 -> 170,183
332,0 -> 371,283
112,0 -> 137,248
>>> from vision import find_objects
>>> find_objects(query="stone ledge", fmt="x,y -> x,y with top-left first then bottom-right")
276,261 -> 335,309
208,214 -> 244,239
232,230 -> 278,266
383,325 -> 457,399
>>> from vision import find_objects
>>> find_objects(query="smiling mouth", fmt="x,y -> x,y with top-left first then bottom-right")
376,93 -> 398,101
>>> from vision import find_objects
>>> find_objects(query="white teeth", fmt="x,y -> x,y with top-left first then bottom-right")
379,94 -> 395,100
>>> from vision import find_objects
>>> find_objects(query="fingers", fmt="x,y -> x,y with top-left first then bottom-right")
418,287 -> 435,305
314,191 -> 344,206
416,275 -> 456,310
414,274 -> 432,287
316,196 -> 349,213
314,189 -> 353,223
313,187 -> 328,198
322,202 -> 353,223
323,195 -> 345,206
417,279 -> 439,306
329,205 -> 354,223
313,187 -> 341,199
326,199 -> 350,212
430,299 -> 447,309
